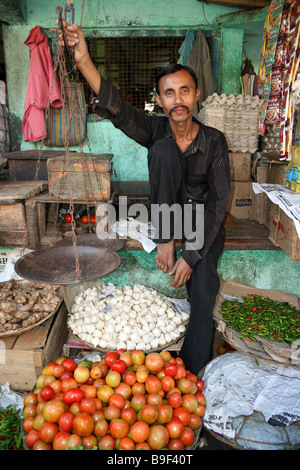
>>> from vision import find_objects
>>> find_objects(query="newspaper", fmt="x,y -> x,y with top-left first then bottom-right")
0,247 -> 32,282
252,183 -> 300,238
111,218 -> 156,253
202,351 -> 300,439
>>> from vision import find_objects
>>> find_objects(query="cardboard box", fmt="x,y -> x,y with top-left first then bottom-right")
268,201 -> 300,261
256,162 -> 287,184
0,304 -> 68,390
47,154 -> 113,200
227,182 -> 256,219
256,193 -> 269,226
255,162 -> 287,226
229,152 -> 251,181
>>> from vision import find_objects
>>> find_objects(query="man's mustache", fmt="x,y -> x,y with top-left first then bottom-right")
170,105 -> 189,114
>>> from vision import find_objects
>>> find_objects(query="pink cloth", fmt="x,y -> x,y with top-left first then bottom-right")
22,25 -> 63,142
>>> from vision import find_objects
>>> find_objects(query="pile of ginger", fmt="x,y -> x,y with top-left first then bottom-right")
0,280 -> 61,333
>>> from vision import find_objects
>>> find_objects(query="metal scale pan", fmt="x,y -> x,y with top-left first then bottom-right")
14,245 -> 122,285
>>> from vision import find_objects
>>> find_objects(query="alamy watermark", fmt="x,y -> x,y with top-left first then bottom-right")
95,196 -> 204,250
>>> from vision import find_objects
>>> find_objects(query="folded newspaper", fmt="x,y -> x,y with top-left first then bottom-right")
252,183 -> 300,239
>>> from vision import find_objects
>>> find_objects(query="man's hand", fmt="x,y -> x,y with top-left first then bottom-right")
56,21 -> 101,95
169,257 -> 192,288
57,21 -> 89,66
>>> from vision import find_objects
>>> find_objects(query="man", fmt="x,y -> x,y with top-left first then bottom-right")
60,23 -> 230,374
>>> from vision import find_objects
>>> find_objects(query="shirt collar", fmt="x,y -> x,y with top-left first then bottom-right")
165,116 -> 206,155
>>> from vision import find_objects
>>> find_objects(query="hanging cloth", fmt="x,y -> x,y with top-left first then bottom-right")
186,29 -> 217,116
22,25 -> 63,142
177,30 -> 196,65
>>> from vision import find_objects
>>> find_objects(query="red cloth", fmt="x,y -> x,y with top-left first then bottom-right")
22,25 -> 63,142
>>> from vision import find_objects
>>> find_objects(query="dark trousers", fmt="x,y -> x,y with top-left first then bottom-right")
148,138 -> 224,374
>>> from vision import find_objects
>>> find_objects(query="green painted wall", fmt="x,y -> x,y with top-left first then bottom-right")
91,249 -> 300,298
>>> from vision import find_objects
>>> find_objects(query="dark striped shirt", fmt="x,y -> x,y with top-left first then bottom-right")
92,78 -> 230,268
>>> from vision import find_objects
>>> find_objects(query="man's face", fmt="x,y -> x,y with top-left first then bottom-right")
155,70 -> 200,123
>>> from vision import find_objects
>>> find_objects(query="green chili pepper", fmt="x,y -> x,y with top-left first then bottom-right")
0,406 -> 23,450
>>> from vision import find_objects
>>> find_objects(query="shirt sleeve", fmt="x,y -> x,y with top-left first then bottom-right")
92,78 -> 156,148
181,132 -> 230,269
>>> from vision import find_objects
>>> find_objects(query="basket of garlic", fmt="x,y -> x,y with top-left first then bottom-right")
61,281 -> 190,353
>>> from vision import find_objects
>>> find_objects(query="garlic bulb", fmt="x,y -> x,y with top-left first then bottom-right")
68,283 -> 189,351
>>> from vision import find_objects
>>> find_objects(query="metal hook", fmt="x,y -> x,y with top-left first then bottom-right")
56,5 -> 75,75
64,3 -> 75,24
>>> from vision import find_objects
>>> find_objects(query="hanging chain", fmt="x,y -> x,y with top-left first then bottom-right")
23,1 -> 110,277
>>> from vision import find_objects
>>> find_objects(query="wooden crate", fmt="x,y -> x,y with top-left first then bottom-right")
5,150 -> 69,181
0,181 -> 48,247
0,304 -> 68,391
47,154 -> 113,200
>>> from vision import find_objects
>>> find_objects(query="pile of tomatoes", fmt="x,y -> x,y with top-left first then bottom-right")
22,350 -> 206,451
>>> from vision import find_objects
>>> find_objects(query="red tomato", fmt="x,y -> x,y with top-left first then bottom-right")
111,359 -> 126,374
39,422 -> 58,443
118,437 -> 135,450
167,391 -> 182,409
146,424 -> 169,450
62,358 -> 77,372
23,404 -> 37,420
179,426 -> 194,447
196,379 -> 205,392
94,419 -> 109,438
82,434 -> 98,449
52,363 -> 65,378
72,412 -> 94,437
43,399 -> 65,423
23,393 -> 38,407
23,417 -> 35,434
164,364 -> 178,377
52,431 -> 71,450
109,418 -> 129,439
61,377 -> 78,393
40,385 -> 55,401
58,412 -> 75,432
120,407 -> 138,426
63,388 -> 85,405
25,429 -> 40,448
123,371 -> 137,386
165,417 -> 184,439
80,398 -> 97,414
117,348 -> 126,356
104,351 -> 119,367
167,438 -> 185,450
33,440 -> 52,450
90,215 -> 96,224
81,215 -> 89,224
64,213 -> 73,223
173,406 -> 191,426
130,421 -> 150,443
109,393 -> 126,410
98,434 -> 115,450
